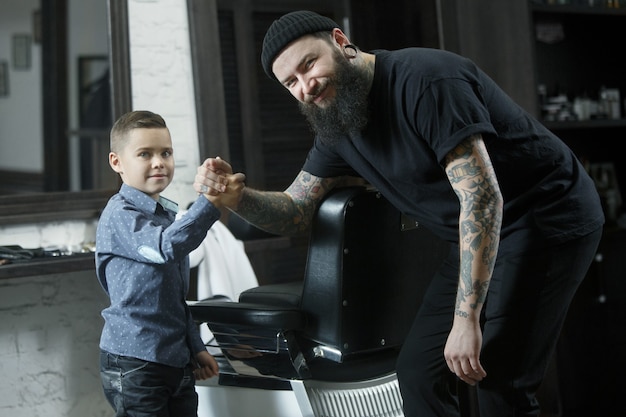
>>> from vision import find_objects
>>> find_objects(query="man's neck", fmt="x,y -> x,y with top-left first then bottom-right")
359,52 -> 376,91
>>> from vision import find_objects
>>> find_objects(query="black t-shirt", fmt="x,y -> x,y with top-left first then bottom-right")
302,48 -> 604,252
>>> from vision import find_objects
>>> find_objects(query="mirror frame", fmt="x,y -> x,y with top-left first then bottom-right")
0,0 -> 130,226
186,0 -> 229,160
107,0 -> 132,121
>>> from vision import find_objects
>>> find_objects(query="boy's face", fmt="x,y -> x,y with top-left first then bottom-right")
109,127 -> 174,200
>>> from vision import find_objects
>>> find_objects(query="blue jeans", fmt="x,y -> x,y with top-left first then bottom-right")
100,350 -> 198,417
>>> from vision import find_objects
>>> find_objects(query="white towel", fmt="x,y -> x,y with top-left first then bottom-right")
178,211 -> 259,350
189,219 -> 258,301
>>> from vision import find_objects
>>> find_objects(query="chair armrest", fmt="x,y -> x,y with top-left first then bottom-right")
188,300 -> 306,330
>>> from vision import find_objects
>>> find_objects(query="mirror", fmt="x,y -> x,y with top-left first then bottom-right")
0,0 -> 116,194
0,0 -> 127,224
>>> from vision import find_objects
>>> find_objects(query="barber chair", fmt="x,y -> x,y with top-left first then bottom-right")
189,186 -> 449,417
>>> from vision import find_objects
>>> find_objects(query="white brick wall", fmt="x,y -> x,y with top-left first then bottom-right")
0,271 -> 110,417
129,0 -> 200,210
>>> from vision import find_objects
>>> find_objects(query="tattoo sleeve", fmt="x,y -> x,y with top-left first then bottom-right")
234,171 -> 339,236
444,134 -> 503,319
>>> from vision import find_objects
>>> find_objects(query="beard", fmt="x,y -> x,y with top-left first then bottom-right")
298,50 -> 370,147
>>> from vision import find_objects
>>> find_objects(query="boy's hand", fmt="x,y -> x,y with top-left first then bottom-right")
203,172 -> 246,209
193,350 -> 219,381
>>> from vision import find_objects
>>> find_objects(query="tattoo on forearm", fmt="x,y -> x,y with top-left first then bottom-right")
237,190 -> 303,235
236,173 -> 337,236
447,135 -> 502,318
448,161 -> 480,182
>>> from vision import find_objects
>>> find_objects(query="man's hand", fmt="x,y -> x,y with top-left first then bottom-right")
203,172 -> 246,210
444,317 -> 487,386
194,157 -> 234,195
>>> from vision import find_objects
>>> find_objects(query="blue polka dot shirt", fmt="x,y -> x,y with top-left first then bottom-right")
95,183 -> 220,367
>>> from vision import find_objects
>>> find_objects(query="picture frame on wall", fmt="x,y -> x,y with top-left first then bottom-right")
12,34 -> 32,70
0,61 -> 8,97
78,55 -> 109,118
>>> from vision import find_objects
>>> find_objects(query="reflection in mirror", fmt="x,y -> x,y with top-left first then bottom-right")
0,0 -> 129,225
0,0 -> 114,195
71,54 -> 113,190
0,0 -> 43,194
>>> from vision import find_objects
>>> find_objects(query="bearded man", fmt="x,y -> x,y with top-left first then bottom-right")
195,10 -> 604,417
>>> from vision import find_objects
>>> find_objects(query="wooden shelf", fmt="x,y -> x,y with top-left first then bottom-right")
542,118 -> 626,130
0,253 -> 95,280
531,3 -> 626,16
0,189 -> 113,226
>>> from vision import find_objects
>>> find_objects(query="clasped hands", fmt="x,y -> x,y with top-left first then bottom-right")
195,157 -> 245,209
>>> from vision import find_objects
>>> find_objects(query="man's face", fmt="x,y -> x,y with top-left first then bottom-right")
272,35 -> 370,146
272,34 -> 338,107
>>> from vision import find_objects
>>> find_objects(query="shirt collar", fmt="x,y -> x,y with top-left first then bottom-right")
119,183 -> 179,214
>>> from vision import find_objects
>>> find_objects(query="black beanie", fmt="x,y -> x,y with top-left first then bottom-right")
261,10 -> 340,81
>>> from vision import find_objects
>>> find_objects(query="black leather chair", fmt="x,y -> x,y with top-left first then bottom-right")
189,186 -> 449,417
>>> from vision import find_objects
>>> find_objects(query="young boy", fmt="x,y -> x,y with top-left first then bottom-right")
95,110 -> 244,416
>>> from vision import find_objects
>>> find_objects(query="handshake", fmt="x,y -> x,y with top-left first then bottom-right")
194,157 -> 246,210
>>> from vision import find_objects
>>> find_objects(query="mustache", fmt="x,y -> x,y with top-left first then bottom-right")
303,82 -> 327,104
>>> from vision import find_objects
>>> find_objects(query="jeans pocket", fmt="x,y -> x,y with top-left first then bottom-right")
116,355 -> 150,377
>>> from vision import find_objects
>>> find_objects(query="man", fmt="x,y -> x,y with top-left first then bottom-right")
195,10 -> 604,417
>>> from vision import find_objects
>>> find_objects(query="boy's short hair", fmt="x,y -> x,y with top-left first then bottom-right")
110,110 -> 167,153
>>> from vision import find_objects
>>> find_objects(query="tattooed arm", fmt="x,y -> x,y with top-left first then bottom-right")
442,133 -> 503,386
194,158 -> 362,236
235,170 -> 340,236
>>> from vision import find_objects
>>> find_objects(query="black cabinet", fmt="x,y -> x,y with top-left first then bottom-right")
529,7 -> 626,416
531,2 -> 626,221
557,228 -> 626,417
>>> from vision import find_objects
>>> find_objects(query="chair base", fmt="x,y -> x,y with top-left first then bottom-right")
291,373 -> 404,417
203,356 -> 404,417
